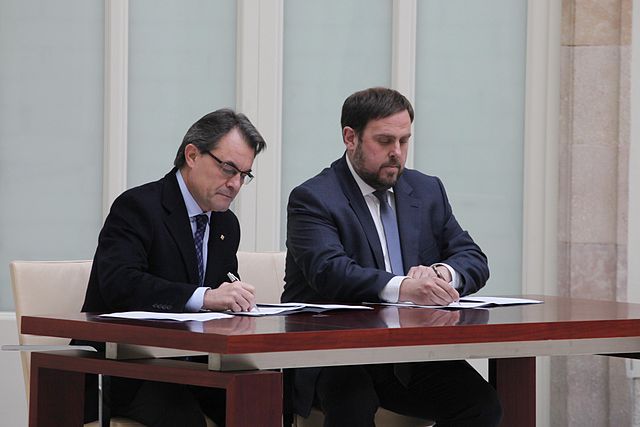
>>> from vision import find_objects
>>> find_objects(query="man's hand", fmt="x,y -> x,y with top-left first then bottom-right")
399,266 -> 459,306
203,281 -> 256,312
407,264 -> 452,282
406,265 -> 437,280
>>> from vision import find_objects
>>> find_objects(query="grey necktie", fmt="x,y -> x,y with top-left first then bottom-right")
194,214 -> 208,285
373,190 -> 404,275
374,190 -> 411,386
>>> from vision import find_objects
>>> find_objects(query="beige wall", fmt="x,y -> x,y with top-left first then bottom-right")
555,0 -> 634,425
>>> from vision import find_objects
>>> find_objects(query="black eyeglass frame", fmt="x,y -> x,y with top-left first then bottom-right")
204,151 -> 254,185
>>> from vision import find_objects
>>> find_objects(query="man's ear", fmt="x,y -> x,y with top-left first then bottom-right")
343,127 -> 357,151
184,144 -> 199,167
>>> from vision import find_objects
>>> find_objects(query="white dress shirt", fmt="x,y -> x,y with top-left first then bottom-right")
344,156 -> 460,302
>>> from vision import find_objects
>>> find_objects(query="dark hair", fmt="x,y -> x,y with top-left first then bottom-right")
340,87 -> 414,137
174,108 -> 266,168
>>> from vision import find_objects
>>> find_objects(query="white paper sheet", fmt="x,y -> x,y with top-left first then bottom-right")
375,296 -> 543,310
99,311 -> 233,321
235,302 -> 374,317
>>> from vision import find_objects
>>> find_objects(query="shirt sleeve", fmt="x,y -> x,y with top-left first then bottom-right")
433,263 -> 461,291
378,275 -> 408,302
185,286 -> 210,312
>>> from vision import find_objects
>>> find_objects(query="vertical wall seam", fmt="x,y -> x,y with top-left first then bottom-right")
391,0 -> 417,169
103,0 -> 129,219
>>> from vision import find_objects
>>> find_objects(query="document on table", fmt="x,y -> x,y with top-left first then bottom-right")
100,303 -> 371,321
234,302 -> 374,317
375,296 -> 543,310
99,311 -> 233,321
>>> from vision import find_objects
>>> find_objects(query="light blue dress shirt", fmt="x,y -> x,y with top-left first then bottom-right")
176,170 -> 212,312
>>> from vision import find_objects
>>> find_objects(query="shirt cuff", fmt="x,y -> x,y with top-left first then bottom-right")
378,275 -> 407,303
432,263 -> 461,291
185,286 -> 210,312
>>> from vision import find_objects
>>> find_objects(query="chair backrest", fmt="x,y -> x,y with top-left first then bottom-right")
9,260 -> 93,397
236,251 -> 286,303
9,253 -> 287,391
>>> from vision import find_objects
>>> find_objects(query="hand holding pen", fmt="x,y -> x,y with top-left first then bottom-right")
227,272 -> 259,312
226,272 -> 240,283
202,273 -> 256,312
401,264 -> 459,306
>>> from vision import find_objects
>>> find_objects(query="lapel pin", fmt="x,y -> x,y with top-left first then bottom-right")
220,234 -> 225,240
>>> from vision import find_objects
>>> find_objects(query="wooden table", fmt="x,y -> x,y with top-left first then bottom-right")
22,295 -> 640,426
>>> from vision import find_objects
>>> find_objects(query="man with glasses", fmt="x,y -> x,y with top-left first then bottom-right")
81,108 -> 266,426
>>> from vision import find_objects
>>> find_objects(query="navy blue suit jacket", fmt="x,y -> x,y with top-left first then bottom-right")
282,154 -> 489,416
283,154 -> 489,304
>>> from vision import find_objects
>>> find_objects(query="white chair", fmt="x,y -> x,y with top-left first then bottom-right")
236,252 -> 433,427
237,251 -> 287,303
9,260 -> 215,427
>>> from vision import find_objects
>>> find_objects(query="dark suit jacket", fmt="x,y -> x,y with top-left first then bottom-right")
79,169 -> 240,421
82,169 -> 240,313
282,154 -> 489,416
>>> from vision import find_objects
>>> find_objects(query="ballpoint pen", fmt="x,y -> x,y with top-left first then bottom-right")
431,265 -> 445,280
432,265 -> 459,304
227,272 -> 260,312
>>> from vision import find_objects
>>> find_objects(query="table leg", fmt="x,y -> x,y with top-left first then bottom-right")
29,355 -> 85,426
489,357 -> 536,427
226,372 -> 283,427
28,351 -> 283,427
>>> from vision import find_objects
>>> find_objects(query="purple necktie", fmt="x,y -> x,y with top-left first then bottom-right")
194,214 -> 208,285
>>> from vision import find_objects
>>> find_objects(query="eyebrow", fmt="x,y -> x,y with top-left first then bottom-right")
225,159 -> 252,174
373,132 -> 412,140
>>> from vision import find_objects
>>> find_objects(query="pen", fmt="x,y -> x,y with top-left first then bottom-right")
431,265 -> 444,280
227,272 -> 259,312
432,265 -> 459,304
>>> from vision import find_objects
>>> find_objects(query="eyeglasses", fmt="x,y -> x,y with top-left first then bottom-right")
204,151 -> 254,185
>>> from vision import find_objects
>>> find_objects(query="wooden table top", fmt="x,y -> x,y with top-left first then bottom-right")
21,295 -> 640,355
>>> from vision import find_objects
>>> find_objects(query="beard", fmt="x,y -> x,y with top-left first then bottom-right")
352,141 -> 404,190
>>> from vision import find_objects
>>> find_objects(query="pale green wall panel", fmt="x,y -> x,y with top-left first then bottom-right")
0,0 -> 104,310
127,0 -> 236,188
414,0 -> 527,295
280,0 -> 393,246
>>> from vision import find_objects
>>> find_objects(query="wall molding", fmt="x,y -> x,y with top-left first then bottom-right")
235,0 -> 284,251
103,0 -> 129,219
626,6 -> 640,394
628,0 -> 640,305
0,311 -> 16,322
521,3 -> 561,427
521,0 -> 560,297
391,0 -> 417,168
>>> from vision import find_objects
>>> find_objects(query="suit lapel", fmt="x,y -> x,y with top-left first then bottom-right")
334,156 -> 386,270
161,171 -> 200,285
204,213 -> 225,286
394,177 -> 421,272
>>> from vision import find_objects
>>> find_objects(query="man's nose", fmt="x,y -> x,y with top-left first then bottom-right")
227,173 -> 243,190
389,141 -> 402,157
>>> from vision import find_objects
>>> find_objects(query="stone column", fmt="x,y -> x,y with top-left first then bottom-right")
556,0 -> 632,426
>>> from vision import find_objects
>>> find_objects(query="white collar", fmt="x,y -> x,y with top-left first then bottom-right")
175,169 -> 211,220
345,154 -> 395,198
